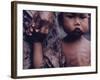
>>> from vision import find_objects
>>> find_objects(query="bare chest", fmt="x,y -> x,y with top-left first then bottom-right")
61,39 -> 90,66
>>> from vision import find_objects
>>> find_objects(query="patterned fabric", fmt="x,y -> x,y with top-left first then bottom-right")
23,41 -> 31,69
43,39 -> 66,68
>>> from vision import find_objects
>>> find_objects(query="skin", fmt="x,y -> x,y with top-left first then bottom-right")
63,13 -> 89,33
62,36 -> 90,66
61,13 -> 90,66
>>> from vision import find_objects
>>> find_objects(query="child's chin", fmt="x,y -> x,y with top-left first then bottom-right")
63,28 -> 84,43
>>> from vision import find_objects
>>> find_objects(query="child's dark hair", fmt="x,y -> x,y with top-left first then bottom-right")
57,12 -> 64,27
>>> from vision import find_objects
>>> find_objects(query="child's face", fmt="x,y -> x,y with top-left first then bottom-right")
63,13 -> 89,33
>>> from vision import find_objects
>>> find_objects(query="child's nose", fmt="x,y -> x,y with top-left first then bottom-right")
74,17 -> 81,26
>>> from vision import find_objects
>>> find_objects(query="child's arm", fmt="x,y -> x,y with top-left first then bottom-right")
33,42 -> 44,68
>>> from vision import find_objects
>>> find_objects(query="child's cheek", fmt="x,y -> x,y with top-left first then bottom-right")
81,22 -> 89,32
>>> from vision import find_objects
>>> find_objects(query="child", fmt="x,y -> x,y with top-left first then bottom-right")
58,12 -> 90,66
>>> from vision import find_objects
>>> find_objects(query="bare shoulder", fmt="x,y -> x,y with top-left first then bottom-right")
81,36 -> 90,49
81,36 -> 90,44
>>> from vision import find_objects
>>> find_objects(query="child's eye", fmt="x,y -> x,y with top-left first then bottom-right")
67,15 -> 74,18
65,15 -> 74,18
80,16 -> 87,19
79,14 -> 88,19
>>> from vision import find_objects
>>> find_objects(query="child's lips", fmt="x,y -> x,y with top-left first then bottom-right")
63,28 -> 83,42
73,28 -> 83,33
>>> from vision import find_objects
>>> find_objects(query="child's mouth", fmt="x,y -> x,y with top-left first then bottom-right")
63,28 -> 83,42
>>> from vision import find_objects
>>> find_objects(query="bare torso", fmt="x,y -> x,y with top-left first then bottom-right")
62,36 -> 90,67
